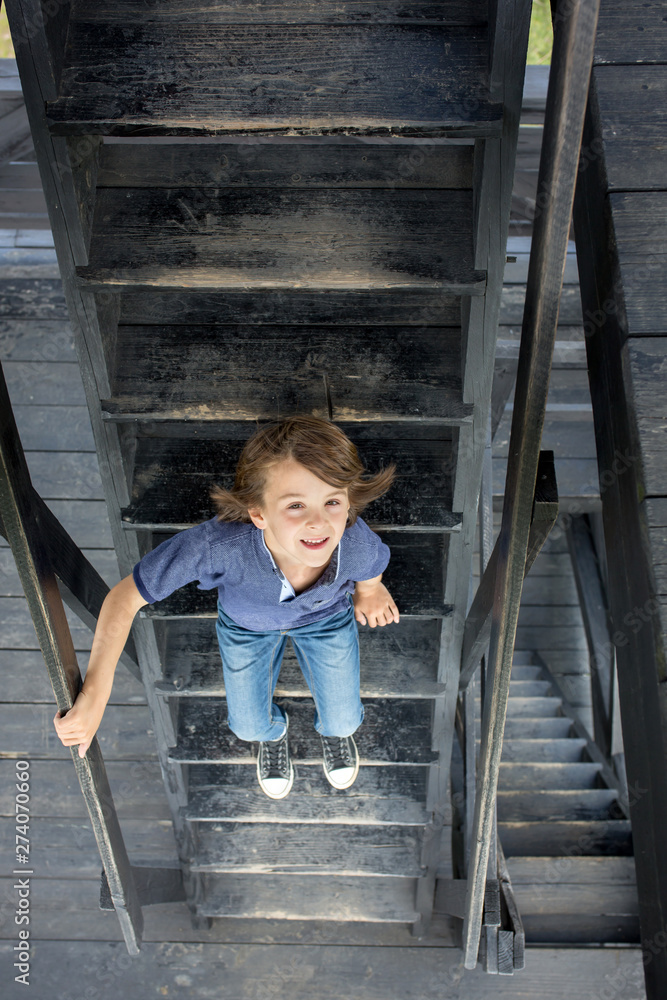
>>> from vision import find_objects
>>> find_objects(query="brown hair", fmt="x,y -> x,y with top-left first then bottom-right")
211,415 -> 395,526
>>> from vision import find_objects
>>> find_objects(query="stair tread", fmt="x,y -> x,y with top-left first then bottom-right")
156,618 -> 442,699
142,529 -> 453,618
187,764 -> 430,825
48,23 -> 501,137
76,188 -> 485,290
497,788 -> 622,823
498,717 -> 573,739
122,428 -> 459,530
501,739 -> 587,763
170,697 -> 437,764
499,820 -> 633,857
191,822 -> 424,876
475,695 -> 562,718
199,873 -> 420,922
499,762 -> 603,790
506,856 -> 637,884
104,324 -> 470,424
507,680 -> 553,696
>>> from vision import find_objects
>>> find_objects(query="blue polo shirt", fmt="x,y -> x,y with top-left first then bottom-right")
133,516 -> 390,632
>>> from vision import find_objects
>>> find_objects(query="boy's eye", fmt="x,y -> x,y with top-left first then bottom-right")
287,503 -> 303,510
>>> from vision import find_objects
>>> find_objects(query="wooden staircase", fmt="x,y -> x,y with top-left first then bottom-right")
489,655 -> 638,944
7,0 -> 532,946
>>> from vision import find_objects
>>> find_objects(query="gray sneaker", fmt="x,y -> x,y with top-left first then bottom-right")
321,734 -> 359,790
257,715 -> 294,800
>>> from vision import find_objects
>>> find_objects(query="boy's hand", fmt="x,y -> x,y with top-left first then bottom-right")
353,578 -> 400,628
53,690 -> 106,758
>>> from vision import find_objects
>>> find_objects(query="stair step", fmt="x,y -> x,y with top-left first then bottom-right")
497,789 -> 622,823
198,873 -> 420,922
499,821 -> 633,857
156,618 -> 442,699
48,20 -> 501,138
520,914 -> 640,945
475,696 -> 562,718
501,738 -> 587,763
142,529 -> 453,618
121,426 -> 460,531
170,697 -> 436,765
499,717 -> 573,739
97,138 -> 476,191
76,188 -> 485,291
118,287 -> 463,327
506,856 -> 637,885
191,822 -> 424,876
187,764 -> 430,826
509,652 -> 536,668
499,762 -> 603,791
507,680 -> 553,697
103,324 -> 471,424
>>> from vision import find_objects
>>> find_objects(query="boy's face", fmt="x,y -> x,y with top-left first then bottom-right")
247,458 -> 349,572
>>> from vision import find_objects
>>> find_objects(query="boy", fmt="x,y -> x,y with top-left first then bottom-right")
54,416 -> 400,800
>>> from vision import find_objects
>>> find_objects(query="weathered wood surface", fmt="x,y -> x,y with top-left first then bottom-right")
156,616 -> 442,699
169,697 -> 436,764
192,822 -> 424,876
0,277 -> 67,317
143,530 -> 452,618
78,188 -> 484,290
119,287 -> 463,327
98,140 -> 475,189
500,738 -> 586,763
122,433 -> 457,529
607,192 -> 667,335
105,324 -> 469,424
0,703 -> 157,759
48,24 -> 501,135
498,819 -> 633,857
520,913 -> 639,945
187,763 -> 430,825
200,872 -> 420,921
499,761 -> 601,790
506,855 -> 637,884
0,941 -> 649,999
594,0 -> 667,65
497,789 -> 620,823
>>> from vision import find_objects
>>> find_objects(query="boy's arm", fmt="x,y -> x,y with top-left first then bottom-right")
353,574 -> 400,628
53,573 -> 148,757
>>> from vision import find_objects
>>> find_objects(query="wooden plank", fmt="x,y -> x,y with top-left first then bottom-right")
70,1 -> 489,25
122,432 -> 458,530
0,317 -> 74,361
120,288 -> 463,327
3,360 -> 86,406
156,617 -> 442,699
10,406 -> 96,451
500,739 -> 587,763
497,789 -> 620,823
144,530 -> 453,619
499,820 -> 633,857
609,192 -> 667,335
98,140 -> 475,189
499,717 -> 573,740
170,697 -> 436,765
0,647 -> 141,702
21,451 -> 103,498
105,324 -> 469,424
0,940 -> 649,998
626,339 -> 667,495
499,762 -> 601,790
595,0 -> 667,65
593,66 -> 667,193
521,913 -> 640,944
0,278 -> 67,318
192,823 -> 424,876
499,284 -> 583,325
200,873 -> 420,921
506,856 -> 637,884
0,703 -> 158,760
0,759 -> 171,820
78,188 -> 485,291
48,24 -> 501,136
189,766 -> 430,827
511,882 -> 638,917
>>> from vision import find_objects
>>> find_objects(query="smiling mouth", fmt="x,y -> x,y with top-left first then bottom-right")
300,537 -> 329,549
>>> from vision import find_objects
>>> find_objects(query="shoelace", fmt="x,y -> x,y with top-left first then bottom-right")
260,734 -> 288,777
322,736 -> 353,771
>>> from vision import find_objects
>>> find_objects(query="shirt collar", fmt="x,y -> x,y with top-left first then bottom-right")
260,529 -> 340,599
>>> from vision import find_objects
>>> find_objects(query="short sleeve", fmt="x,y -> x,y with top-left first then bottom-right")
133,520 -> 213,604
345,517 -> 390,581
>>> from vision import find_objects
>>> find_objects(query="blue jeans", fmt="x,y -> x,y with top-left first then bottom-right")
216,601 -> 364,742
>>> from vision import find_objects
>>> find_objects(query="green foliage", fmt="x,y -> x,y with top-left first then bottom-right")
0,8 -> 14,60
528,0 -> 554,65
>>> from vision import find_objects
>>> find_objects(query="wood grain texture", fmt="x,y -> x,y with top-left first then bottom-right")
169,697 -> 436,764
498,762 -> 602,790
156,616 -> 442,699
105,324 -> 468,424
122,432 -> 457,529
609,192 -> 667,335
98,140 -> 474,190
48,23 -> 500,135
119,287 -> 464,326
595,0 -> 667,65
192,822 -> 424,875
497,789 -> 621,823
78,187 -> 485,291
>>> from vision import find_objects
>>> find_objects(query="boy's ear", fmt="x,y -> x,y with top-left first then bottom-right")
247,507 -> 265,529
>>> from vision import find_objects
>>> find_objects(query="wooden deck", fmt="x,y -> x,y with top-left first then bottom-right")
0,56 -> 644,997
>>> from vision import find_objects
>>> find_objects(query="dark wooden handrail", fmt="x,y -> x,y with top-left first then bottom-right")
461,0 -> 601,968
0,358 -> 144,954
